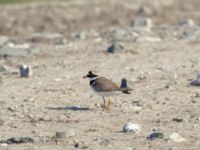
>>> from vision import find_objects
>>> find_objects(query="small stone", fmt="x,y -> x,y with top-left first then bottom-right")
0,36 -> 9,47
7,107 -> 15,112
136,36 -> 161,42
0,45 -> 38,57
55,131 -> 66,139
177,19 -> 195,27
65,128 -> 75,138
169,132 -> 186,143
147,132 -> 164,140
107,42 -> 124,53
1,143 -> 8,147
0,65 -> 8,72
172,117 -> 184,123
74,142 -> 79,148
130,17 -> 153,28
71,31 -> 86,40
0,137 -> 34,144
195,92 -> 200,98
30,32 -> 66,45
191,73 -> 200,86
123,122 -> 141,133
99,138 -> 111,146
137,5 -> 153,16
19,65 -> 32,77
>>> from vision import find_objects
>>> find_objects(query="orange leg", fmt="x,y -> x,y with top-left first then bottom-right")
106,99 -> 112,111
102,97 -> 106,111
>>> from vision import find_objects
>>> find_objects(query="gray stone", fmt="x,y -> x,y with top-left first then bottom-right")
0,44 -> 38,57
130,17 -> 153,28
137,5 -> 153,16
0,137 -> 34,144
19,65 -> 32,77
71,31 -> 87,40
147,132 -> 164,140
0,65 -> 8,72
177,19 -> 195,27
30,32 -> 66,45
172,117 -> 184,123
55,131 -> 66,139
107,42 -> 124,53
180,27 -> 200,40
191,73 -> 200,86
0,36 -> 9,47
99,138 -> 111,146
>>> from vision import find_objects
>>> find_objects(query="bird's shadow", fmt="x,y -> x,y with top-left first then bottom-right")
46,105 -> 92,111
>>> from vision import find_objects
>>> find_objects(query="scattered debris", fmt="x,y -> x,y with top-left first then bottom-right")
19,65 -> 32,77
123,122 -> 141,133
0,137 -> 34,144
107,42 -> 124,53
147,132 -> 164,140
169,132 -> 186,143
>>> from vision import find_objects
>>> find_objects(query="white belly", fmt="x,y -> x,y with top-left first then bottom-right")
91,87 -> 122,97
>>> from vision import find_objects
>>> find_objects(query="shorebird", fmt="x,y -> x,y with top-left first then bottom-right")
83,71 -> 132,111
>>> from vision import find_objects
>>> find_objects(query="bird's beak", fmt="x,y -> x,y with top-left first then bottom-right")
83,75 -> 87,78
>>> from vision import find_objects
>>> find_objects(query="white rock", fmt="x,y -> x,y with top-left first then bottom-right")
131,17 -> 153,28
169,132 -> 186,143
177,19 -> 195,27
136,36 -> 161,42
1,143 -> 8,147
123,122 -> 141,133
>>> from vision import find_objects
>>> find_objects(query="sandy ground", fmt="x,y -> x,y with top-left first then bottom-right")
0,0 -> 200,150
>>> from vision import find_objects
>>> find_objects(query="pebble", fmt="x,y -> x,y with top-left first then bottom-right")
172,117 -> 184,123
99,138 -> 111,146
107,42 -> 124,53
55,131 -> 66,139
147,132 -> 164,140
195,92 -> 200,98
71,31 -> 86,40
137,5 -> 153,16
19,65 -> 32,77
0,36 -> 9,47
30,32 -> 66,45
0,137 -> 34,144
136,36 -> 161,42
0,65 -> 8,72
130,17 -> 153,28
191,73 -> 200,86
0,45 -> 38,57
177,19 -> 195,27
123,122 -> 141,133
169,132 -> 186,143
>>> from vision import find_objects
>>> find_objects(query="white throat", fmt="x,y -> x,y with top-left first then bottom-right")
89,77 -> 99,81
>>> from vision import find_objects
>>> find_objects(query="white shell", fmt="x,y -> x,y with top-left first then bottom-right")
169,132 -> 186,143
